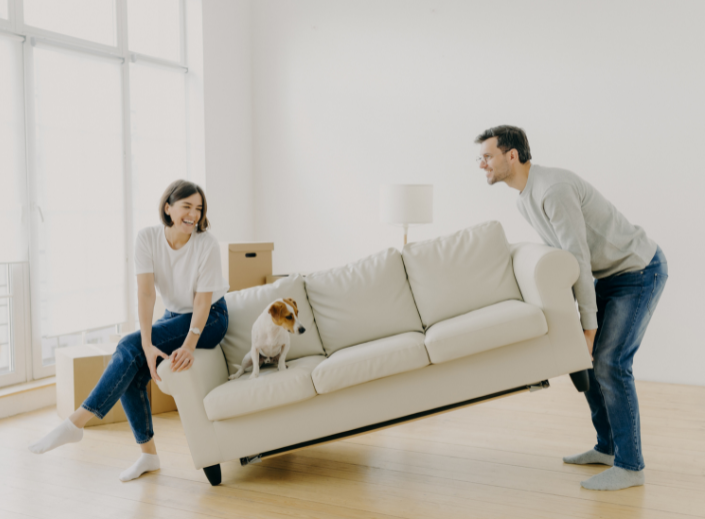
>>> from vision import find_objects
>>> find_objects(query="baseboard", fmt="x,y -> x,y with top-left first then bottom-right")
0,378 -> 57,420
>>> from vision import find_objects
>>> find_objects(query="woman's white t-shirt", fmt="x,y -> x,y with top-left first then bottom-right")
134,225 -> 229,314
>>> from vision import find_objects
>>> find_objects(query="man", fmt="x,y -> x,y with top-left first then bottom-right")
475,125 -> 668,491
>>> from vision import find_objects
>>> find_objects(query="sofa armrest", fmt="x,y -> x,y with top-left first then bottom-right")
155,345 -> 229,469
510,242 -> 593,374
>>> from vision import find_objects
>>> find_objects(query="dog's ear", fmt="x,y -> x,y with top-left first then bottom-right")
283,298 -> 298,315
268,301 -> 285,321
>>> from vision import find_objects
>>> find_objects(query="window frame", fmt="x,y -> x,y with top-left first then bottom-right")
1,0 -> 192,383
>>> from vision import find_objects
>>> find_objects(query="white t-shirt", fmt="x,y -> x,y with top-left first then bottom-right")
134,225 -> 229,314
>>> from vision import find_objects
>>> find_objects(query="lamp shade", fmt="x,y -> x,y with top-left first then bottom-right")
380,184 -> 433,225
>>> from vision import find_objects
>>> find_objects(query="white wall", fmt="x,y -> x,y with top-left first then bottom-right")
202,0 -> 255,242
206,0 -> 705,385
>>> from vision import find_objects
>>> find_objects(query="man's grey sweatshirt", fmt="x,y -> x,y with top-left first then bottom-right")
516,164 -> 658,330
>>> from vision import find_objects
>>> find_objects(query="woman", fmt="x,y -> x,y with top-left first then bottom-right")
29,180 -> 230,482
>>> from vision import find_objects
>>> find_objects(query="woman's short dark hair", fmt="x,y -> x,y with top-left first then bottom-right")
474,125 -> 532,164
159,179 -> 210,233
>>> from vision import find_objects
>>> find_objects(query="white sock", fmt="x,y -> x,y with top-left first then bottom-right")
563,448 -> 615,466
119,453 -> 161,482
28,418 -> 83,454
581,466 -> 645,491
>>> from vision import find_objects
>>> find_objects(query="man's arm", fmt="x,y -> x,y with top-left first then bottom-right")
542,182 -> 598,333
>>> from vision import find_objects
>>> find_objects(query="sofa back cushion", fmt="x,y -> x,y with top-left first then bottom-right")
402,220 -> 522,328
220,274 -> 325,375
304,248 -> 423,355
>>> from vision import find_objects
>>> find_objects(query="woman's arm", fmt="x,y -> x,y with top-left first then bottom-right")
137,273 -> 168,380
170,291 -> 213,372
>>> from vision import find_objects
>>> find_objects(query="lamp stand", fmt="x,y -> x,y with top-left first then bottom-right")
403,224 -> 409,247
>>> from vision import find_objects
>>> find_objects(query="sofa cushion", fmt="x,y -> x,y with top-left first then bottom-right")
220,274 -> 325,376
424,300 -> 548,364
203,355 -> 325,420
402,220 -> 523,328
304,248 -> 423,355
311,332 -> 429,394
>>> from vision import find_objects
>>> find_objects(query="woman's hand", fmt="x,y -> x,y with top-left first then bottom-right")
144,344 -> 169,382
170,346 -> 195,373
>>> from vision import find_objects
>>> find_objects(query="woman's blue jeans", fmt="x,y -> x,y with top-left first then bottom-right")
82,297 -> 228,444
585,246 -> 668,471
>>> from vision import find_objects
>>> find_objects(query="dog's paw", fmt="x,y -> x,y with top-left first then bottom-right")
278,364 -> 287,371
229,373 -> 242,380
249,373 -> 259,380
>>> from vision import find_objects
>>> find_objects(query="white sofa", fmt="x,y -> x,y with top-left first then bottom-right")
156,221 -> 593,485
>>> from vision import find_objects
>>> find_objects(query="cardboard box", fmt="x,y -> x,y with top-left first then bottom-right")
149,377 -> 177,414
266,274 -> 289,284
94,343 -> 177,415
220,242 -> 274,291
56,343 -> 177,427
56,344 -> 128,427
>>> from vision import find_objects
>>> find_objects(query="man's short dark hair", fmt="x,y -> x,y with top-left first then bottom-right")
160,179 -> 210,233
475,125 -> 532,164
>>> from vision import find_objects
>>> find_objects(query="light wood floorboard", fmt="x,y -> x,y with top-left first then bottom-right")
0,375 -> 703,519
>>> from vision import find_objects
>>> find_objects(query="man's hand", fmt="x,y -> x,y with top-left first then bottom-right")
584,329 -> 597,361
144,344 -> 169,382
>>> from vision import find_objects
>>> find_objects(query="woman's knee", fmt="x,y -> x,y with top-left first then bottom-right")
116,333 -> 145,361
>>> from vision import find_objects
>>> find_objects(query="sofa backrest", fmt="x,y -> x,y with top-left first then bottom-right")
220,274 -> 325,375
304,248 -> 423,355
402,220 -> 522,328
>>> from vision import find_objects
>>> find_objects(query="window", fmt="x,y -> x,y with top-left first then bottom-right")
23,0 -> 117,47
0,266 -> 12,375
0,264 -> 29,388
32,44 -> 127,365
127,0 -> 181,63
1,0 -> 204,385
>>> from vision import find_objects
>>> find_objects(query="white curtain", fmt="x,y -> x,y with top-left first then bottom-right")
0,36 -> 29,264
32,44 -> 126,338
23,0 -> 116,46
130,61 -> 189,234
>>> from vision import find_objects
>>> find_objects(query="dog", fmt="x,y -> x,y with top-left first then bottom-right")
229,298 -> 306,380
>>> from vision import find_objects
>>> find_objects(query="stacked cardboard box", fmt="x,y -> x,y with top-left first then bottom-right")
56,342 -> 177,427
220,242 -> 274,291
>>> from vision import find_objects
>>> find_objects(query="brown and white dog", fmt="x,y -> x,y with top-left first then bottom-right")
229,298 -> 306,380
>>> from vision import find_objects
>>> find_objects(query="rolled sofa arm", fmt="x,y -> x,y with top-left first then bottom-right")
155,345 -> 229,469
510,242 -> 593,375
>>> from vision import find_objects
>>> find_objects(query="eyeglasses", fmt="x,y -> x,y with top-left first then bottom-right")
476,149 -> 513,165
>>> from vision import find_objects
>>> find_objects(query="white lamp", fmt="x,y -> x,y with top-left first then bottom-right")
380,184 -> 433,247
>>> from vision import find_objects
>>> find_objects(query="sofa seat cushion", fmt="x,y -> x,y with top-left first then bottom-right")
311,332 -> 429,394
424,300 -> 548,364
203,355 -> 325,420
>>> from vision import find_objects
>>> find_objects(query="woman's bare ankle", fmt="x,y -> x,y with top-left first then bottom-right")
69,407 -> 94,429
140,438 -> 157,455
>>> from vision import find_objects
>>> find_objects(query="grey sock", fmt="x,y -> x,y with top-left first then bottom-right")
563,448 -> 614,466
581,466 -> 645,491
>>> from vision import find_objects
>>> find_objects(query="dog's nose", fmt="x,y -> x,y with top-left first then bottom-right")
298,326 -> 306,334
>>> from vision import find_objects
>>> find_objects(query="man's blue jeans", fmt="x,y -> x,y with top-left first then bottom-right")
82,297 -> 228,444
585,246 -> 668,471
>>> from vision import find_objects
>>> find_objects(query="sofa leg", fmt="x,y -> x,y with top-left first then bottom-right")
570,370 -> 590,392
203,464 -> 221,486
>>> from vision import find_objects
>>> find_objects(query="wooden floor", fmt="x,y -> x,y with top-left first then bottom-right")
0,375 -> 703,519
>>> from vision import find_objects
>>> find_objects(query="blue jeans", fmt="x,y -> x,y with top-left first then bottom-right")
82,297 -> 228,444
585,246 -> 668,471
